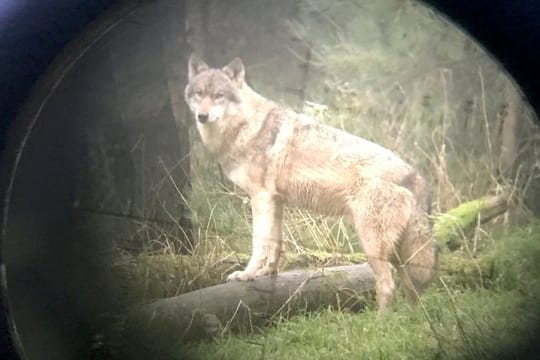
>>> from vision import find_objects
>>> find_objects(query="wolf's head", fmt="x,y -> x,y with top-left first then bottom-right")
184,53 -> 245,125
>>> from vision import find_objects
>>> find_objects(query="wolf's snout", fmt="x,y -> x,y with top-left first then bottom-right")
197,113 -> 209,123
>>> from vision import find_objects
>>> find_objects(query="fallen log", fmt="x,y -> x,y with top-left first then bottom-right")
433,187 -> 510,250
124,263 -> 374,355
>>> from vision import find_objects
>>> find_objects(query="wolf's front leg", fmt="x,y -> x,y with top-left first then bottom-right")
228,192 -> 284,281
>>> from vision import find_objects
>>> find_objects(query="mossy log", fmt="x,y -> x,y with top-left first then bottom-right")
433,188 -> 510,250
122,189 -> 509,351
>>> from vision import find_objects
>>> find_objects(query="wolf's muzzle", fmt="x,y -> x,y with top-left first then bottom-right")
197,114 -> 209,123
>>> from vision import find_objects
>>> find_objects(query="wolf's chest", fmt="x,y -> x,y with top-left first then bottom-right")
226,163 -> 250,189
223,156 -> 277,195
224,162 -> 265,195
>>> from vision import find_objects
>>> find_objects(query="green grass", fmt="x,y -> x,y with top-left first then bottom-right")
181,288 -> 539,360
174,221 -> 540,360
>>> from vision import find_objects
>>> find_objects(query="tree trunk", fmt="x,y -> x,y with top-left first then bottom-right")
498,82 -> 519,176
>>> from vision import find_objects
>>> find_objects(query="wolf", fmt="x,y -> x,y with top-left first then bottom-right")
184,53 -> 438,311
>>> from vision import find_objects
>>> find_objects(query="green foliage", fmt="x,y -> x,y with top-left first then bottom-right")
438,220 -> 540,291
481,222 -> 540,292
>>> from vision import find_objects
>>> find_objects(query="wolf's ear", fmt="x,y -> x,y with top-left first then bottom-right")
222,57 -> 245,85
188,53 -> 209,79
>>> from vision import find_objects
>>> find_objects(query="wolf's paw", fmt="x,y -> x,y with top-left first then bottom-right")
255,266 -> 277,277
227,270 -> 256,281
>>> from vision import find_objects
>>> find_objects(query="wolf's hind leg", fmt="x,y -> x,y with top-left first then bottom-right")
227,192 -> 284,281
396,212 -> 438,305
347,183 -> 413,311
366,255 -> 396,310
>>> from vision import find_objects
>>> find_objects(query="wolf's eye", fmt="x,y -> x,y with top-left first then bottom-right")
193,89 -> 203,97
214,92 -> 225,100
